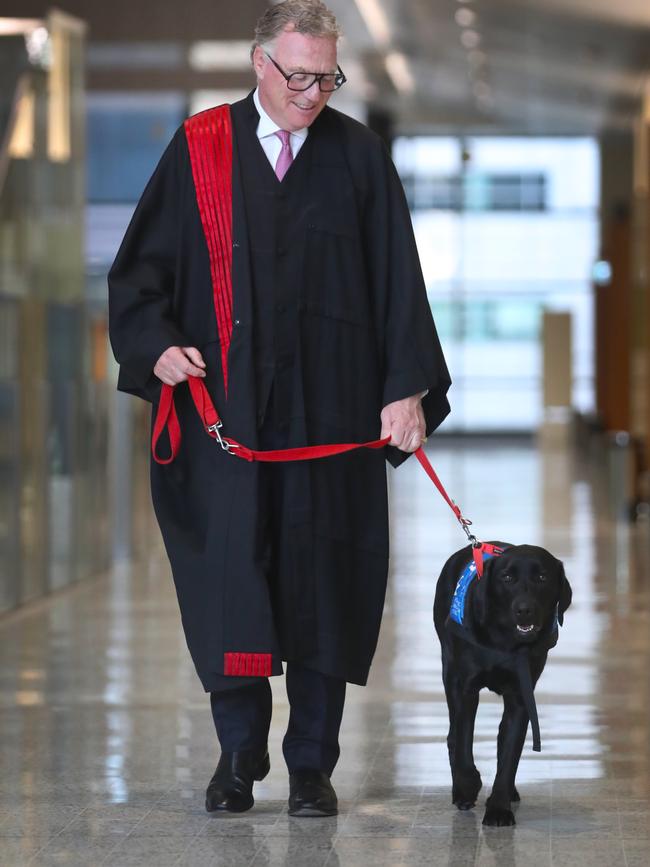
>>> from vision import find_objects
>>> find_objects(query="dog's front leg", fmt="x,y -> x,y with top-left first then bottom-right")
446,679 -> 482,810
483,693 -> 528,826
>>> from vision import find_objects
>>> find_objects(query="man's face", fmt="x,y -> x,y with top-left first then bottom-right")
253,28 -> 337,131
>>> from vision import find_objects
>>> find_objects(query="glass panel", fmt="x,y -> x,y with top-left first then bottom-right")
395,136 -> 599,432
87,92 -> 184,203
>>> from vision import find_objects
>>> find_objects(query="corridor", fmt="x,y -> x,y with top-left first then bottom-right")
1,437 -> 648,866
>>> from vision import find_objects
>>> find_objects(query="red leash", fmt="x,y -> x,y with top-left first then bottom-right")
151,379 -> 391,463
153,378 -> 491,574
414,448 -> 499,576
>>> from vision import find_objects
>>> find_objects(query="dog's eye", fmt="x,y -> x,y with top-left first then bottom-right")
501,574 -> 513,583
538,573 -> 547,582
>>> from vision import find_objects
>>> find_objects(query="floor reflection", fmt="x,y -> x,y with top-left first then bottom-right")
0,437 -> 649,865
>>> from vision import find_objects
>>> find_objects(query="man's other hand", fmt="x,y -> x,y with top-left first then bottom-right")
380,393 -> 426,453
154,346 -> 207,385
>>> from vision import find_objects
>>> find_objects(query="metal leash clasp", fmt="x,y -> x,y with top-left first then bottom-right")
206,421 -> 240,455
455,507 -> 481,548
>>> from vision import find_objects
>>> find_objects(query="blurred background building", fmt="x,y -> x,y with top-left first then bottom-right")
0,0 -> 649,608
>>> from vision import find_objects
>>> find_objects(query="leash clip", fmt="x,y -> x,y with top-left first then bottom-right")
207,421 -> 239,455
457,512 -> 480,547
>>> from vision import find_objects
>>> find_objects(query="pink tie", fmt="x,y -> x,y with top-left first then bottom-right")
274,130 -> 293,181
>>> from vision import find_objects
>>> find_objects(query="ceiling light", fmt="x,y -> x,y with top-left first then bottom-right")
190,90 -> 250,116
455,9 -> 476,28
460,29 -> 481,50
0,17 -> 42,35
593,261 -> 612,286
188,40 -> 252,71
354,0 -> 391,48
24,25 -> 51,67
385,51 -> 415,95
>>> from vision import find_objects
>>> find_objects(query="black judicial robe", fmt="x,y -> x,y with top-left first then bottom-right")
108,92 -> 451,691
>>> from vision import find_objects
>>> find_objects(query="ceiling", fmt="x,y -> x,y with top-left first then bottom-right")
328,0 -> 650,135
4,0 -> 650,135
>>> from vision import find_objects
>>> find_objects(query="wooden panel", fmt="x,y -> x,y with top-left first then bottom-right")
542,311 -> 572,408
595,210 -> 631,432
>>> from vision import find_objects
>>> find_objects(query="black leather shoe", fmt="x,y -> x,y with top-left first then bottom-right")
205,746 -> 270,813
288,769 -> 338,817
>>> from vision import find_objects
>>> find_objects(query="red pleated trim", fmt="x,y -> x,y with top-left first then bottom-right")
183,106 -> 233,396
224,652 -> 273,677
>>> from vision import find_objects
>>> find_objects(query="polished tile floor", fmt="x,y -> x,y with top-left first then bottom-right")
1,437 -> 649,866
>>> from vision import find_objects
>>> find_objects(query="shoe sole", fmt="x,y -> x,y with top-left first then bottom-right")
206,797 -> 254,813
288,805 -> 338,817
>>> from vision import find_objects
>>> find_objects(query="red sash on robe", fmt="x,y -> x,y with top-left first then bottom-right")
185,106 -> 272,677
183,105 -> 234,397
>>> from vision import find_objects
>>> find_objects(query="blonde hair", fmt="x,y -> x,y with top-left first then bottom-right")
251,0 -> 342,61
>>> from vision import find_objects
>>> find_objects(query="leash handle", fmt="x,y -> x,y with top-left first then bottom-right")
152,379 -> 222,463
151,383 -> 182,464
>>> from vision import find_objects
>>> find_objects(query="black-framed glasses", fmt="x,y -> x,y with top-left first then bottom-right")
264,52 -> 347,92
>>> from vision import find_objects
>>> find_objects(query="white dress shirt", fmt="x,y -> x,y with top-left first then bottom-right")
253,88 -> 308,169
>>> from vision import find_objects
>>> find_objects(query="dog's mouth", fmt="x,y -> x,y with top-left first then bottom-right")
515,624 -> 540,636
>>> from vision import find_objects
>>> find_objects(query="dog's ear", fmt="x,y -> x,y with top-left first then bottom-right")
556,560 -> 572,626
470,556 -> 495,626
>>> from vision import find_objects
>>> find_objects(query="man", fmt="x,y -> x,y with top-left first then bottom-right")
108,0 -> 450,818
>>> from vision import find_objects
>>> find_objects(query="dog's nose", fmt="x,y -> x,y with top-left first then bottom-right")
514,600 -> 534,621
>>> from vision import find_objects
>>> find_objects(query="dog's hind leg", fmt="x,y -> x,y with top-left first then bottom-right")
444,677 -> 482,810
482,693 -> 528,827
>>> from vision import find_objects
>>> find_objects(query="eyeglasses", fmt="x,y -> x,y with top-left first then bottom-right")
264,52 -> 347,92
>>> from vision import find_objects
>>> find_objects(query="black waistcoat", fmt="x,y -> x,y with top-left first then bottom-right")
231,101 -> 315,431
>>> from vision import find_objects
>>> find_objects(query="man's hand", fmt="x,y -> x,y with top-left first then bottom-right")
154,346 -> 206,385
380,392 -> 426,453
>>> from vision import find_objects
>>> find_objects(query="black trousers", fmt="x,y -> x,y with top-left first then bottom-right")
210,661 -> 346,775
209,381 -> 347,775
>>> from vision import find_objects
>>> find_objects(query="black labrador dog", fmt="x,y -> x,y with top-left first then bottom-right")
434,542 -> 572,827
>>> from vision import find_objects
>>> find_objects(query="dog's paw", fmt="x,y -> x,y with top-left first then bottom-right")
452,770 -> 482,810
511,786 -> 520,802
453,792 -> 476,811
482,805 -> 516,827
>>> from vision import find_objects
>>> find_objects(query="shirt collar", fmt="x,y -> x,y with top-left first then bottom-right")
253,88 -> 308,142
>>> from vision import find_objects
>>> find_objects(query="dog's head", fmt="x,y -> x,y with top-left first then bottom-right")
470,544 -> 572,643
